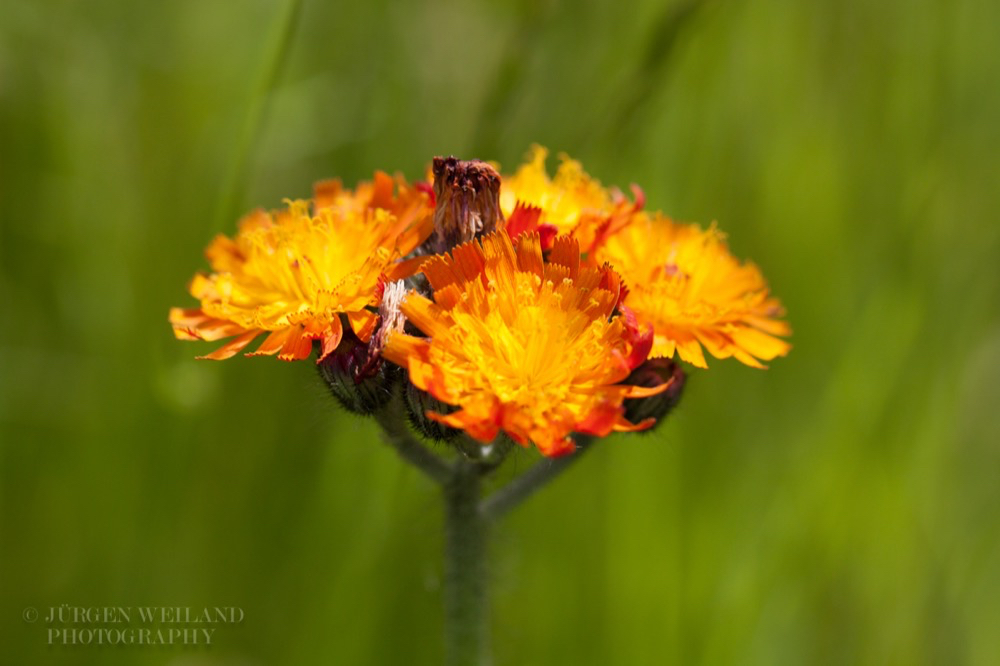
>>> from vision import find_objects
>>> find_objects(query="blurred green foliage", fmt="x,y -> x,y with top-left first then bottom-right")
2,0 -> 999,663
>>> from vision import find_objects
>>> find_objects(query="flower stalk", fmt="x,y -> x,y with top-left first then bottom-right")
373,405 -> 590,666
443,458 -> 489,666
374,387 -> 452,485
373,392 -> 602,664
480,436 -> 593,522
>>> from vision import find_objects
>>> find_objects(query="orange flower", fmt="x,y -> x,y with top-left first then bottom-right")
499,145 -> 643,254
596,214 -> 791,368
381,229 -> 670,457
169,172 -> 432,362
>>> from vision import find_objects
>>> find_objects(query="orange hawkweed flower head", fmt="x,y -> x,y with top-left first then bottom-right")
381,228 -> 670,457
169,172 -> 433,362
499,145 -> 643,254
595,214 -> 791,369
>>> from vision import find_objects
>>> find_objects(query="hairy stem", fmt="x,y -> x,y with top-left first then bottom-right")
444,459 -> 489,666
372,401 -> 596,665
479,436 -> 593,522
373,389 -> 452,486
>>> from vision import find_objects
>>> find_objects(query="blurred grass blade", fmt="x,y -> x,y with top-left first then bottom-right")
212,0 -> 303,231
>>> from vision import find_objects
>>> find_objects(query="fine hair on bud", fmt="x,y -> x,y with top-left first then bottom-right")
315,326 -> 395,415
404,380 -> 461,442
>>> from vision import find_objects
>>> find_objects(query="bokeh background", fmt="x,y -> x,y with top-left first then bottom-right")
3,0 -> 999,663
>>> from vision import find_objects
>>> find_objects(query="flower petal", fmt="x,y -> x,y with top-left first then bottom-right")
197,330 -> 263,360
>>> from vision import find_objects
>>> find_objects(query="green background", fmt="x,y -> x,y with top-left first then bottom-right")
3,0 -> 999,663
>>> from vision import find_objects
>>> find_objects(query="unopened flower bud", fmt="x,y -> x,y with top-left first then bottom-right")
404,382 -> 460,442
622,357 -> 686,428
317,323 -> 395,415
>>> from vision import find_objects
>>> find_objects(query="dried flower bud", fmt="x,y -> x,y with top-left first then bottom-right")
425,156 -> 504,254
622,357 -> 686,428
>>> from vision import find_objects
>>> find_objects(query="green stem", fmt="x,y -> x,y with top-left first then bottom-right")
371,400 -> 595,665
480,435 -> 593,522
374,389 -> 452,486
444,459 -> 489,666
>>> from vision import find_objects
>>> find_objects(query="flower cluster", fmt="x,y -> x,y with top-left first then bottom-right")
171,149 -> 789,456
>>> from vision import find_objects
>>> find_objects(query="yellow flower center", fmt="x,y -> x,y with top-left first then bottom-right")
171,172 -> 432,362
203,202 -> 394,331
